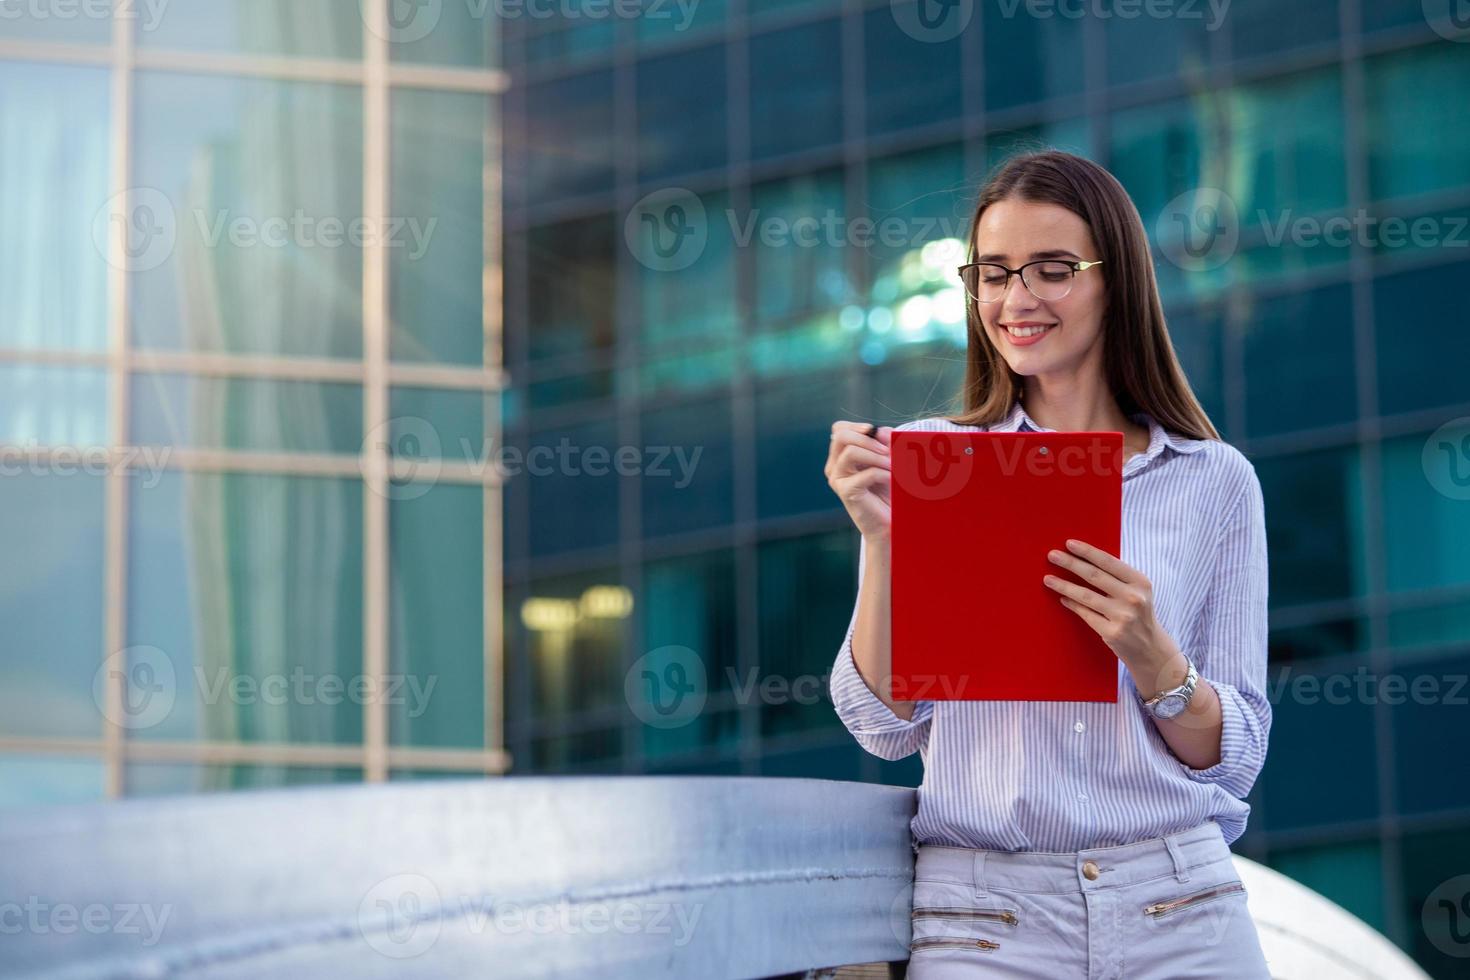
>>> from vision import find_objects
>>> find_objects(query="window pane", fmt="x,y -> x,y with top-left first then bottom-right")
756,373 -> 846,518
0,62 -> 110,351
864,6 -> 961,136
1228,0 -> 1339,59
390,386 -> 488,461
1240,284 -> 1355,438
138,0 -> 364,58
519,69 -> 615,206
1167,304 -> 1226,437
637,43 -> 727,181
0,756 -> 105,809
131,73 -> 364,357
526,368 -> 615,412
1226,68 -> 1347,229
637,189 -> 738,350
636,0 -> 727,47
522,567 -> 626,720
125,763 -> 361,796
1400,826 -> 1470,978
868,347 -> 965,422
0,2 -> 111,41
384,0 -> 498,68
1387,600 -> 1470,655
527,214 -> 616,362
390,89 -> 491,366
0,473 -> 105,738
762,743 -> 863,780
529,727 -> 622,771
1102,0 -> 1215,87
1365,42 -> 1470,201
1110,96 -> 1208,243
1374,260 -> 1470,416
757,530 -> 854,738
981,2 -> 1084,111
1257,659 -> 1380,831
130,374 -> 363,454
525,418 -> 619,556
0,365 -> 109,445
1391,651 -> 1470,816
985,118 -> 1092,171
1269,617 -> 1369,664
1381,431 -> 1470,594
1256,447 -> 1369,607
127,472 -> 364,744
749,19 -> 842,160
390,485 -> 485,748
640,397 -> 734,538
1268,840 -> 1385,934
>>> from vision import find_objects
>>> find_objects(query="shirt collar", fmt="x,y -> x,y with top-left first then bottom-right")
995,399 -> 1208,467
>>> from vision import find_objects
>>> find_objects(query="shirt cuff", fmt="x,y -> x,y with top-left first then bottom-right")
1178,676 -> 1248,783
829,626 -> 933,734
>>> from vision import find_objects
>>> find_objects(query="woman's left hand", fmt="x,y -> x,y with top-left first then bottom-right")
1042,538 -> 1174,674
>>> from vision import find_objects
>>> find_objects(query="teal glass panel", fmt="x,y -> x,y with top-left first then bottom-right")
127,472 -> 364,744
527,214 -> 615,361
1101,0 -> 1215,87
130,374 -> 362,454
0,365 -> 109,445
525,417 -> 619,555
985,118 -> 1092,170
125,763 -> 361,796
637,189 -> 738,351
520,69 -> 615,205
390,386 -> 488,462
981,1 -> 1084,111
1391,651 -> 1470,815
523,17 -> 618,68
526,368 -> 615,412
1387,600 -> 1470,655
1269,617 -> 1370,664
1373,260 -> 1470,415
1364,42 -> 1470,201
0,756 -> 105,809
384,0 -> 499,68
636,0 -> 726,46
640,397 -> 734,537
390,484 -> 485,748
0,472 -> 105,738
868,346 -> 966,423
0,62 -> 110,351
1239,284 -> 1355,439
1226,67 -> 1347,231
390,88 -> 491,366
1166,304 -> 1225,436
755,372 -> 846,518
864,5 -> 961,137
757,530 -> 854,737
138,0 -> 364,58
636,43 -> 727,181
1268,840 -> 1385,933
748,18 -> 842,160
529,728 -> 621,771
0,0 -> 112,41
1229,0 -> 1340,59
130,73 -> 364,358
1381,431 -> 1470,594
1400,826 -> 1470,978
1255,447 -> 1370,606
521,566 -> 626,720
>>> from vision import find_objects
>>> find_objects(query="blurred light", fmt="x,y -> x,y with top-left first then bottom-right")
866,307 -> 893,334
898,295 -> 932,332
521,598 -> 579,632
860,339 -> 887,365
580,585 -> 633,619
934,286 -> 966,325
839,305 -> 866,331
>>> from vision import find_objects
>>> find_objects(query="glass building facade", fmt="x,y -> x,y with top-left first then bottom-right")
3,1 -> 1470,976
0,7 -> 508,795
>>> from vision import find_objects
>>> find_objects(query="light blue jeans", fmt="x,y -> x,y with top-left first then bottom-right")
905,819 -> 1271,979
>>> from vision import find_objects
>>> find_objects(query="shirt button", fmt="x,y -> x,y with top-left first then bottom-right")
1077,792 -> 1088,802
1082,860 -> 1100,880
1074,721 -> 1085,733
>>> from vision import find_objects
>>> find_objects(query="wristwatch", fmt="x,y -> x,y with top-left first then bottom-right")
1140,656 -> 1198,720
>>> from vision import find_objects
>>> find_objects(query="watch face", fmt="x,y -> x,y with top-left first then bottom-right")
1154,695 -> 1187,719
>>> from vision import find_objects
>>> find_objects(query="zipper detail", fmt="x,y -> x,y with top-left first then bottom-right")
912,906 -> 1019,926
1143,881 -> 1245,917
910,936 -> 1001,952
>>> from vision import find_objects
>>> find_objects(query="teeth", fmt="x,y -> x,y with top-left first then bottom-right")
1008,325 -> 1053,338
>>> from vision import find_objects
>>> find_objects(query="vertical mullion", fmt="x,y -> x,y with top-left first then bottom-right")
102,0 -> 136,800
362,3 -> 391,782
484,93 -> 507,770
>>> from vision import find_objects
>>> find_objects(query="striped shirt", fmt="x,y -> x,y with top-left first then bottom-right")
829,399 -> 1271,852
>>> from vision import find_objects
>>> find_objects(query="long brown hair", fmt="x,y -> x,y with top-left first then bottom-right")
944,149 -> 1219,443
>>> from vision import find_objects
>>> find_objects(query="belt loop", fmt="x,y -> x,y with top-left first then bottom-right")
972,850 -> 989,898
1163,832 -> 1190,883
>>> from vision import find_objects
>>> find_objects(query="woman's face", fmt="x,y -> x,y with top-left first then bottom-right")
971,197 -> 1107,382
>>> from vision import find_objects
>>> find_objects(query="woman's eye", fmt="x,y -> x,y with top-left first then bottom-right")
1039,270 -> 1071,282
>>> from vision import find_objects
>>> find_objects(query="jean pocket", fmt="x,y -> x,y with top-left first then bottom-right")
1141,878 -> 1246,919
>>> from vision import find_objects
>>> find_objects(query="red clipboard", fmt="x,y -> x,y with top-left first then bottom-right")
890,428 -> 1124,702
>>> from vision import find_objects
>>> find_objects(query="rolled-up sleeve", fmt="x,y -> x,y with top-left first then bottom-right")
1180,463 -> 1271,799
829,532 -> 933,761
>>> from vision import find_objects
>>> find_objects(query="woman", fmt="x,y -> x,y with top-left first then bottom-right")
824,150 -> 1273,978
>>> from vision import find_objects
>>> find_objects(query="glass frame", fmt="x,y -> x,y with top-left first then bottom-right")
957,259 -> 1104,304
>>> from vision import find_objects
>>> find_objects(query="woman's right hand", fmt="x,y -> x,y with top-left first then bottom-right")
825,421 -> 894,542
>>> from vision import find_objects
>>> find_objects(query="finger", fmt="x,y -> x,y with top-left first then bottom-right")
829,422 -> 887,464
834,444 -> 892,475
875,425 -> 894,447
1043,575 -> 1109,613
1058,594 -> 1111,637
1048,549 -> 1126,598
835,466 -> 891,501
1064,539 -> 1140,585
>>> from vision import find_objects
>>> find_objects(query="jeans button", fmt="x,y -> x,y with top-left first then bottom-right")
1082,860 -> 1100,880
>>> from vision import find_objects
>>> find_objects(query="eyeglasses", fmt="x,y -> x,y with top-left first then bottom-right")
956,259 -> 1104,304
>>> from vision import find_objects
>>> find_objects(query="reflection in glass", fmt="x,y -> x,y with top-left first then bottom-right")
640,398 -> 734,537
864,6 -> 961,136
527,215 -> 616,362
1239,284 -> 1355,439
1267,840 -> 1385,934
137,0 -> 364,58
0,757 -> 104,809
0,62 -> 110,352
637,43 -> 727,181
1391,651 -> 1470,817
749,19 -> 842,160
982,4 -> 1084,111
125,763 -> 362,796
130,374 -> 362,454
523,567 -> 626,720
131,73 -> 364,357
1255,447 -> 1369,607
128,472 -> 364,743
1381,432 -> 1470,594
526,418 -> 619,556
391,88 -> 491,366
1365,43 -> 1470,200
387,0 -> 499,69
1373,260 -> 1470,416
519,69 -> 615,205
0,473 -> 106,738
756,374 -> 847,518
391,485 -> 485,748
0,365 -> 109,446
